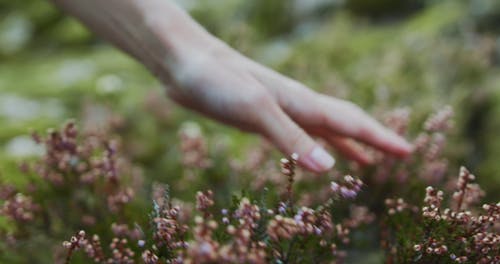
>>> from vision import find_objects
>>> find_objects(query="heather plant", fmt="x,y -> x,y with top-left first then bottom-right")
0,121 -> 141,263
231,106 -> 456,217
62,155 -> 368,263
2,0 -> 500,262
61,136 -> 499,264
384,167 -> 500,263
360,107 -> 500,263
0,106 -> 498,263
29,122 -> 137,214
341,106 -> 456,218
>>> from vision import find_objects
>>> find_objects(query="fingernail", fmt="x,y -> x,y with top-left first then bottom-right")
392,134 -> 413,154
399,139 -> 414,153
304,146 -> 335,172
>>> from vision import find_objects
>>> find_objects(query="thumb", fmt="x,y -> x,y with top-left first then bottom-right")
261,104 -> 336,173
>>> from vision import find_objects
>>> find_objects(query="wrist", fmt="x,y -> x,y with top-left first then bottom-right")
139,2 -> 224,85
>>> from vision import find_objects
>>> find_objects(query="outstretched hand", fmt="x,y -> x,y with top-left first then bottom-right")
51,0 -> 412,173
166,37 -> 412,172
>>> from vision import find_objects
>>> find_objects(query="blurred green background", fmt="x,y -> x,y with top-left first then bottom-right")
1,0 -> 499,190
1,0 -> 500,261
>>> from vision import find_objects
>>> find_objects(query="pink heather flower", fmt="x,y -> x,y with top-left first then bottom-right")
278,202 -> 287,214
138,240 -> 145,247
294,214 -> 302,223
199,242 -> 214,256
330,176 -> 363,199
340,187 -> 357,199
330,182 -> 339,192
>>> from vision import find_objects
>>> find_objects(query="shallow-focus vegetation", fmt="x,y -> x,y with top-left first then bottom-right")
0,0 -> 499,263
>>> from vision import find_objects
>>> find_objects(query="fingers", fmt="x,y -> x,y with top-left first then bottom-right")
355,119 -> 412,157
319,98 -> 413,157
309,126 -> 374,165
311,130 -> 374,165
260,103 -> 336,173
325,136 -> 374,165
247,61 -> 412,158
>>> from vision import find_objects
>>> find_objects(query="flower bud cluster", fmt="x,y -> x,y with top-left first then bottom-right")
196,190 -> 214,215
267,215 -> 299,241
281,153 -> 298,204
424,105 -> 453,132
0,183 -> 16,200
108,187 -> 135,213
419,134 -> 448,184
109,237 -> 135,264
422,186 -> 443,219
385,198 -> 413,215
111,223 -> 142,241
178,123 -> 212,169
152,198 -> 188,262
267,207 -> 337,245
141,250 -> 159,264
330,175 -> 363,199
62,231 -> 105,263
186,195 -> 267,263
187,190 -> 219,263
32,122 -> 138,214
451,166 -> 485,211
384,108 -> 410,136
373,107 -> 453,186
0,193 -> 39,222
344,206 -> 375,228
413,238 -> 448,256
219,198 -> 266,263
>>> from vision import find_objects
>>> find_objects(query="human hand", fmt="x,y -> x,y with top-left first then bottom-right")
164,36 -> 412,173
51,0 -> 412,173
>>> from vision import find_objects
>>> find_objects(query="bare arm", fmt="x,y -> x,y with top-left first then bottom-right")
51,0 -> 412,172
50,0 -> 215,84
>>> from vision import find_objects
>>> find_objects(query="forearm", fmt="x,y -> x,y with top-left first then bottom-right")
50,0 -> 216,85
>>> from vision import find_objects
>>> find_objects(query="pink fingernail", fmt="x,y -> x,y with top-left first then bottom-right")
303,146 -> 335,172
398,138 -> 414,153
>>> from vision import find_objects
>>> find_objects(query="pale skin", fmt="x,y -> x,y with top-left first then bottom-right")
50,0 -> 412,173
